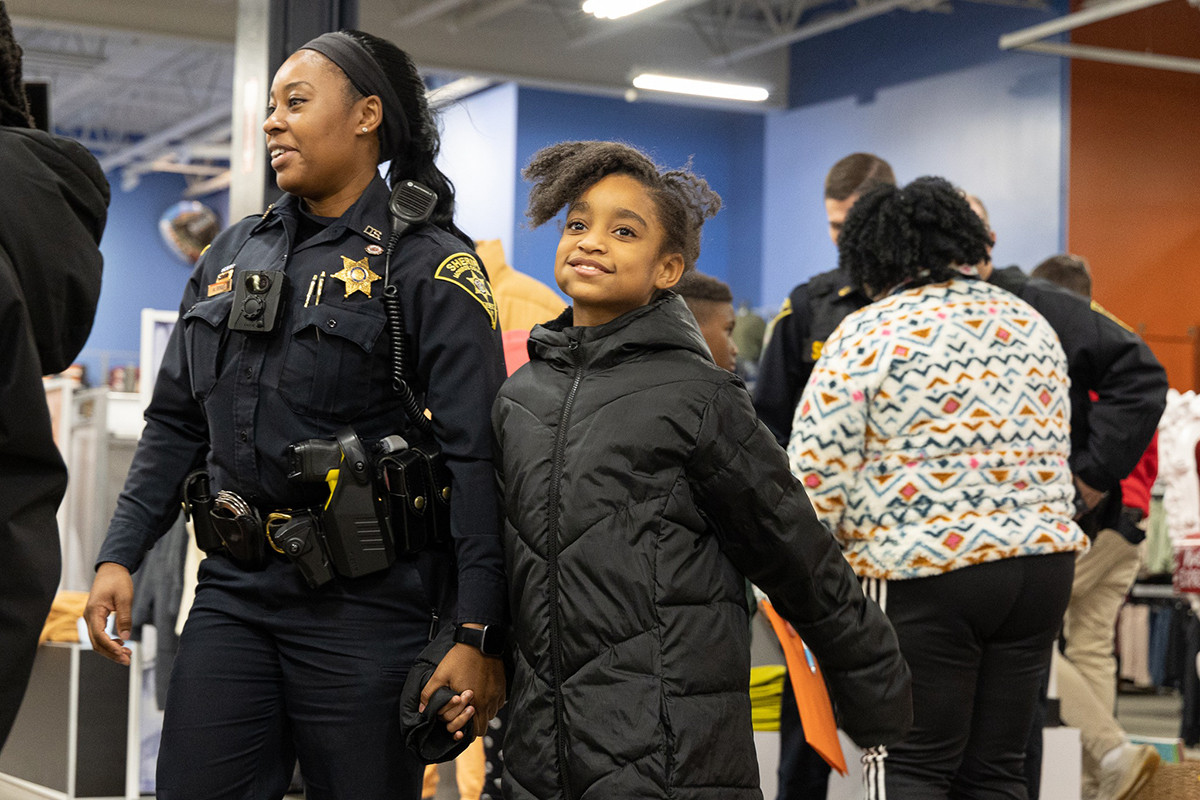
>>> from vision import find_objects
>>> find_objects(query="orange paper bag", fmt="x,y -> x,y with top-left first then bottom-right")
760,599 -> 847,775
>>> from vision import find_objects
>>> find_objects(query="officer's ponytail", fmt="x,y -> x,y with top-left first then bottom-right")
0,3 -> 34,129
340,30 -> 472,249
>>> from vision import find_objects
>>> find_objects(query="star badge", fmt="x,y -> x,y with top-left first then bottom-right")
331,255 -> 381,298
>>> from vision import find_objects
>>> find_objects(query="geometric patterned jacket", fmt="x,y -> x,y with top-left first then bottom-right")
788,278 -> 1086,580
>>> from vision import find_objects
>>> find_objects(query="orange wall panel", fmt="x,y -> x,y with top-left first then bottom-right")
1067,0 -> 1200,390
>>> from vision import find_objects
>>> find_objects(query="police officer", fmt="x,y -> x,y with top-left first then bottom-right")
753,153 -> 894,446
752,153 -> 895,800
84,31 -> 506,800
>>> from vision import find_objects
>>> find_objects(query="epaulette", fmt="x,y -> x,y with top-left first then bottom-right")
1090,300 -> 1135,333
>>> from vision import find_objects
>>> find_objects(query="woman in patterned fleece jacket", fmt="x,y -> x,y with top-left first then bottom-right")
788,177 -> 1086,800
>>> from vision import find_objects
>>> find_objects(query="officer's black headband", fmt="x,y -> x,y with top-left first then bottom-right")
300,31 -> 406,163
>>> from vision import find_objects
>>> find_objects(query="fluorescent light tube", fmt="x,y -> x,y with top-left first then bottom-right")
582,0 -> 670,20
631,73 -> 769,102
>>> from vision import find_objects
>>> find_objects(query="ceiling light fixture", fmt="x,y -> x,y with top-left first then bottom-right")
582,0 -> 670,21
631,73 -> 769,102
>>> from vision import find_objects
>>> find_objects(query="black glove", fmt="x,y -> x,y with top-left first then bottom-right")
398,625 -> 478,764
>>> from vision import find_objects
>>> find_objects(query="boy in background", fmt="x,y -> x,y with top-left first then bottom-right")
674,270 -> 738,372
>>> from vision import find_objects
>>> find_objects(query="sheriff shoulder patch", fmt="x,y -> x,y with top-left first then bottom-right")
435,253 -> 498,329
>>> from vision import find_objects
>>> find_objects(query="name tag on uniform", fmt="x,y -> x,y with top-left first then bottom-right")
207,265 -> 235,297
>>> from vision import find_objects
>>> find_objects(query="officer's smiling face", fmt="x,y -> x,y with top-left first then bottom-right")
264,51 -> 372,212
555,173 -> 685,328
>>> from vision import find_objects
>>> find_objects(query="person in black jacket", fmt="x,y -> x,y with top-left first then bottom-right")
753,153 -> 893,447
964,194 -> 1167,800
492,141 -> 911,800
84,31 -> 506,799
0,3 -> 107,750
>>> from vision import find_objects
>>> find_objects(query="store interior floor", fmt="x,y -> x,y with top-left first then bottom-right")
0,690 -> 1194,799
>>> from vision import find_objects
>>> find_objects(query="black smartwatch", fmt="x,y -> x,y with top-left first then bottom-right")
453,624 -> 506,657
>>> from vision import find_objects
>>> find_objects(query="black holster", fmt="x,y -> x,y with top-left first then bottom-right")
183,470 -> 222,553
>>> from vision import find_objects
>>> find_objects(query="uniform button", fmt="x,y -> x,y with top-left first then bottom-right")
245,368 -> 253,380
326,319 -> 337,329
239,430 -> 248,442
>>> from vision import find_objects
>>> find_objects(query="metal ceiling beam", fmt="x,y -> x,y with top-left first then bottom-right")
98,105 -> 231,173
709,0 -> 936,65
455,0 -> 533,28
998,0 -> 1200,75
393,0 -> 479,28
1015,40 -> 1200,73
997,0 -> 1172,50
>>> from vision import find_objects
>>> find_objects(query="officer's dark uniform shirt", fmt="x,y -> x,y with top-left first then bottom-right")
753,267 -> 870,445
98,177 -> 508,625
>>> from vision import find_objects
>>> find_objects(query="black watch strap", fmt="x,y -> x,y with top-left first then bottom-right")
453,624 -> 506,657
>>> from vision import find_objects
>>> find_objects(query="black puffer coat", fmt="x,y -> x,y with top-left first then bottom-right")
493,293 -> 911,800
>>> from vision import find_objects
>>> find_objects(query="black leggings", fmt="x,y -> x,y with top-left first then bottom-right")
861,553 -> 1074,800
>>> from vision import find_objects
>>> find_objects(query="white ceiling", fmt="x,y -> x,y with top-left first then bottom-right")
9,0 -> 1050,193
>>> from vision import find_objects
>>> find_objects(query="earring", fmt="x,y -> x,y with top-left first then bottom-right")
361,127 -> 369,133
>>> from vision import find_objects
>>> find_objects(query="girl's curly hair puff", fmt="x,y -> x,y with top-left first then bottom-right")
523,141 -> 721,271
837,176 -> 991,296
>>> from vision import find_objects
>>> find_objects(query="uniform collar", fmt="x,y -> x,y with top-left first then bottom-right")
255,176 -> 393,247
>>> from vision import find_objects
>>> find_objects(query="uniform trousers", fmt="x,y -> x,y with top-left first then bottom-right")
861,553 -> 1074,800
155,553 -> 429,800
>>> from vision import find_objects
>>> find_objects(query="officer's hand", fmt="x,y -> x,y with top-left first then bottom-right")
421,642 -> 507,737
1073,475 -> 1105,517
85,562 -> 135,666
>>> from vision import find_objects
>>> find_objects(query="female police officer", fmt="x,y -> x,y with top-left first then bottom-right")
84,30 -> 507,800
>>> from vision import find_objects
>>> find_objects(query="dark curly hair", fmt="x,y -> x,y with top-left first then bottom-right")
523,141 -> 721,271
0,2 -> 34,128
674,270 -> 732,304
338,30 -> 471,247
837,176 -> 991,296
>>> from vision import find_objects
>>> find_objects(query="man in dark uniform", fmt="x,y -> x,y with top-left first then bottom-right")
0,2 -> 108,749
753,153 -> 895,800
754,153 -> 895,446
965,196 -> 1168,800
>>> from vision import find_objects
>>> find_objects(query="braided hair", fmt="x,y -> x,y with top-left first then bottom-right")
339,30 -> 471,247
0,1 -> 33,128
523,141 -> 721,271
837,176 -> 991,296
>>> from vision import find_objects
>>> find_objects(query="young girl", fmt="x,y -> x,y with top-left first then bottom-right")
492,141 -> 912,800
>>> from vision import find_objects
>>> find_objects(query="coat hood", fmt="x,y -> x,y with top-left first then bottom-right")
0,127 -> 109,374
527,291 -> 713,373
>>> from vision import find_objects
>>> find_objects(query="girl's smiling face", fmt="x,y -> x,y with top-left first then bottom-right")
555,173 -> 685,327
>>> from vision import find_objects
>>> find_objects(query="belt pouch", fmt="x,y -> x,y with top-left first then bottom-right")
184,471 -> 223,553
379,448 -> 433,553
415,445 -> 452,548
210,505 -> 266,567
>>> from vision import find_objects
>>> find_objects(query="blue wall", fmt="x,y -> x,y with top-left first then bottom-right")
512,87 -> 766,307
437,83 -> 520,256
759,2 -> 1069,309
80,172 -> 207,385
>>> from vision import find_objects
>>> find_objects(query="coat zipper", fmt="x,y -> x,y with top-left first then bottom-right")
549,338 -> 583,800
